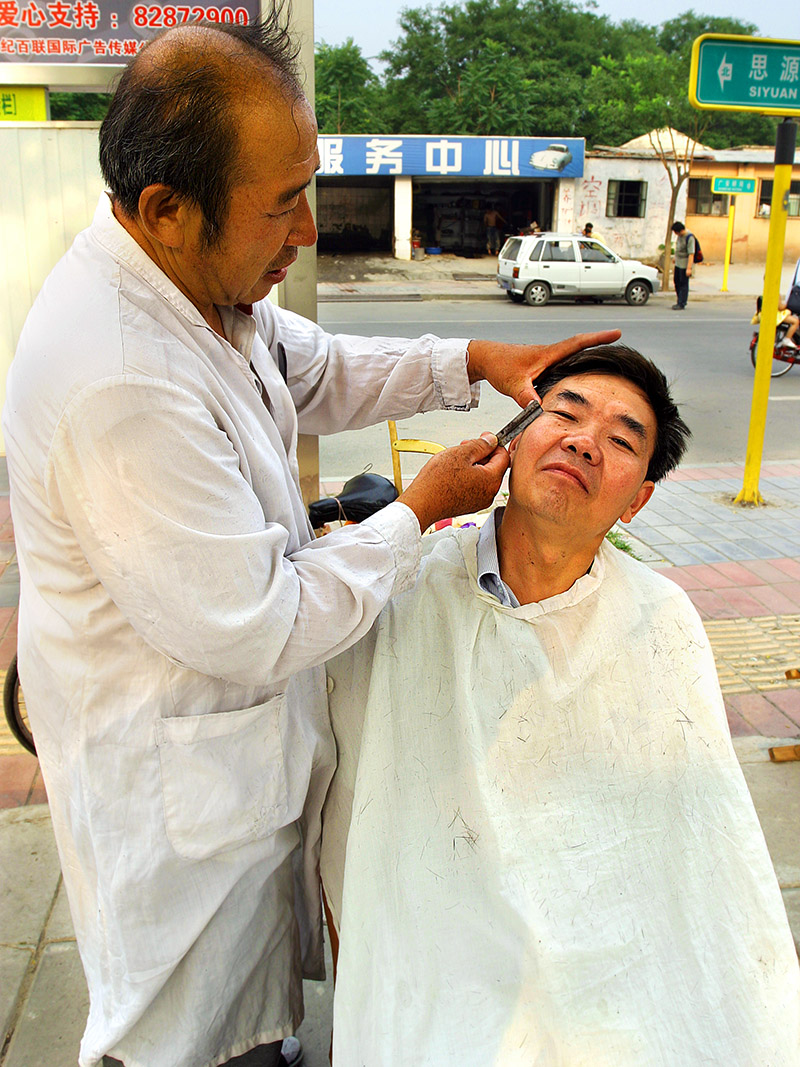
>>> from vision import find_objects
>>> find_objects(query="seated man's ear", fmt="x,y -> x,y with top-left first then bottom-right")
508,434 -> 522,463
618,480 -> 655,525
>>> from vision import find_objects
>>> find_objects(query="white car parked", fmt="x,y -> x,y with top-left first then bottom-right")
497,233 -> 660,306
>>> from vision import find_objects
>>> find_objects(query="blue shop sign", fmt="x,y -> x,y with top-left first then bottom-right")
318,136 -> 585,178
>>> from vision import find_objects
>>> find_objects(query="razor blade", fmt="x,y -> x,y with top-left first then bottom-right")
495,399 -> 543,448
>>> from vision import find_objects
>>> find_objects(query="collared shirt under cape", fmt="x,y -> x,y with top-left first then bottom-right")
321,525 -> 800,1066
2,194 -> 477,1067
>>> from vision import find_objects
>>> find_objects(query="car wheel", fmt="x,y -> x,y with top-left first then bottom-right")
506,291 -> 524,303
524,281 -> 551,306
625,280 -> 650,306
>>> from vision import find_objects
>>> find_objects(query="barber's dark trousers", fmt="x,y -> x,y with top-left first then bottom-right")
103,1040 -> 283,1067
673,266 -> 689,308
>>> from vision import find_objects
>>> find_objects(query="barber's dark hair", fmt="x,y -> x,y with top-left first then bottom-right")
533,344 -> 691,483
99,3 -> 302,247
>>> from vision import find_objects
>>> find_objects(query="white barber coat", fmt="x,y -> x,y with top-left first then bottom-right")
322,527 -> 800,1066
2,194 -> 476,1067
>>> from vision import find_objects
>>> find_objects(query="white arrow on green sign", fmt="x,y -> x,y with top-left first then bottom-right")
711,176 -> 756,194
690,34 -> 800,116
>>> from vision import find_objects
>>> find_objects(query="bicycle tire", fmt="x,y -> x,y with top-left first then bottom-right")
3,653 -> 36,756
750,326 -> 793,378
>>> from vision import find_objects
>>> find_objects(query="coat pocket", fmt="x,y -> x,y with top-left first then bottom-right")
155,696 -> 289,860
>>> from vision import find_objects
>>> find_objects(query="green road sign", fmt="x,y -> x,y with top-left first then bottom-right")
711,176 -> 757,194
690,34 -> 800,116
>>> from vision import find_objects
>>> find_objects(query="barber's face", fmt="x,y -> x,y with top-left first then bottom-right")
181,91 -> 319,307
508,373 -> 656,538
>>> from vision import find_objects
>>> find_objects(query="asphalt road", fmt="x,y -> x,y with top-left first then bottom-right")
316,296 -> 800,482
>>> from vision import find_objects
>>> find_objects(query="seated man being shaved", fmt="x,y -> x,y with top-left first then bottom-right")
320,344 -> 800,1066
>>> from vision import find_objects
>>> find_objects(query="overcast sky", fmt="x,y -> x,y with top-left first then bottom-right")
314,0 -> 793,61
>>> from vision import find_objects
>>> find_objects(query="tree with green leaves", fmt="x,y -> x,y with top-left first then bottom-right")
315,38 -> 381,134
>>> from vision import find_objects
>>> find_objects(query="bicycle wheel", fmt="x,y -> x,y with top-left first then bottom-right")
750,326 -> 793,377
3,654 -> 35,755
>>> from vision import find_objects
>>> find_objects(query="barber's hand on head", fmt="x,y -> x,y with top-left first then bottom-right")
466,330 -> 622,408
398,433 -> 509,533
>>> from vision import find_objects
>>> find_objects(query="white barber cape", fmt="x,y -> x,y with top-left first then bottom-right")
3,194 -> 476,1067
322,526 -> 800,1066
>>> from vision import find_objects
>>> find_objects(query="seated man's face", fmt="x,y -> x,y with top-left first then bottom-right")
508,372 -> 656,540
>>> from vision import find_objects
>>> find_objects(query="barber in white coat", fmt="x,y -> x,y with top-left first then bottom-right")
1,14 -> 620,1067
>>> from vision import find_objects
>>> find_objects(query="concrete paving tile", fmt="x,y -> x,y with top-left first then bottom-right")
713,524 -> 751,541
712,540 -> 768,561
742,558 -> 796,583
683,542 -> 728,563
733,538 -> 786,560
0,805 -> 61,947
725,704 -> 760,736
4,942 -> 88,1067
726,692 -> 799,738
682,563 -> 734,588
716,586 -> 777,617
660,525 -> 698,544
0,754 -> 39,806
769,690 -> 800,727
739,759 -> 800,887
0,946 -> 33,1049
659,545 -> 705,567
747,584 -> 800,615
658,566 -> 708,591
772,558 -> 800,580
45,880 -> 76,942
713,560 -> 770,586
687,588 -> 734,619
782,889 -> 800,956
775,581 -> 800,606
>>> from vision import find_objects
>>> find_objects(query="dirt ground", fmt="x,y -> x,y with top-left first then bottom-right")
316,251 -> 498,283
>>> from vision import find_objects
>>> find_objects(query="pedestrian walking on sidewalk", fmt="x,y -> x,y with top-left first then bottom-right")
671,220 -> 695,310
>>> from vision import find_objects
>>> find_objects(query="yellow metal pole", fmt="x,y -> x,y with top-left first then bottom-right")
721,195 -> 735,292
735,119 -> 797,506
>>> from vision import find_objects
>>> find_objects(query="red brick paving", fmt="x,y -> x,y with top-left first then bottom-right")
724,692 -> 800,737
0,752 -> 47,807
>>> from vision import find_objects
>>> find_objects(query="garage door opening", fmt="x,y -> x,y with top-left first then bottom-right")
412,180 -> 556,255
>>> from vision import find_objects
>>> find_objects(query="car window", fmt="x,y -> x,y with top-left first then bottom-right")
541,240 -> 575,262
500,238 -> 522,261
528,241 -> 543,262
579,240 -> 616,263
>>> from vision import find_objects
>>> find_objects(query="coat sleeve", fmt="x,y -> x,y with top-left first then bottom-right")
253,301 -> 479,435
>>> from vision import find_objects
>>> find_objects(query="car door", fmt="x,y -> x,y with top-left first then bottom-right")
539,238 -> 580,295
577,240 -> 624,296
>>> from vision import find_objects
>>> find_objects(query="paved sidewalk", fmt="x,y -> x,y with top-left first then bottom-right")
2,460 -> 800,1063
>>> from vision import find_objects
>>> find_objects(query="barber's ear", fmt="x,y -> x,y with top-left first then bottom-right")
137,184 -> 191,249
618,481 -> 655,524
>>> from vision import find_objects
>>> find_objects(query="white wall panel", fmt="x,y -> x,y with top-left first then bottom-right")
0,122 -> 103,452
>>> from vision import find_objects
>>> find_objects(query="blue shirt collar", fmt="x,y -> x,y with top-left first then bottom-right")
476,507 -> 520,608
